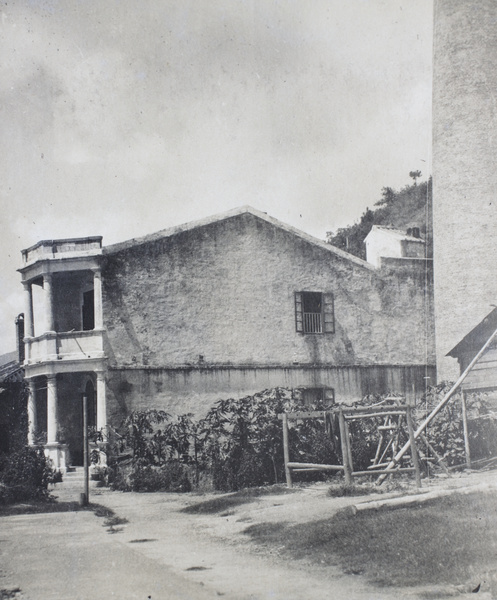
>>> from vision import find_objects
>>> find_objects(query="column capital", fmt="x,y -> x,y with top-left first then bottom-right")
46,374 -> 57,382
95,370 -> 106,381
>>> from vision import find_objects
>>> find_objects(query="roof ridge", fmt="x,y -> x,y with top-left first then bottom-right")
103,206 -> 375,270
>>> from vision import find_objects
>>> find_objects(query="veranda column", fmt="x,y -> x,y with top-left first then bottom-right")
46,375 -> 58,444
43,273 -> 55,332
96,371 -> 107,433
27,380 -> 37,446
23,282 -> 34,337
23,282 -> 34,362
93,269 -> 103,329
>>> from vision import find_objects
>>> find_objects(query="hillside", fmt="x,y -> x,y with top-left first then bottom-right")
326,177 -> 432,260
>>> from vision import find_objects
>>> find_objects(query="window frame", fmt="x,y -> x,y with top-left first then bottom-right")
295,291 -> 335,334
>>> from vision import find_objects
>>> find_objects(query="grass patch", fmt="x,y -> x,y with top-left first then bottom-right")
244,491 -> 497,589
0,500 -> 88,516
0,588 -> 22,599
181,494 -> 257,514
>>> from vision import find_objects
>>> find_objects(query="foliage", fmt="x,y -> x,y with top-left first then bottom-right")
108,384 -> 497,493
0,446 -> 57,504
128,461 -> 191,493
415,385 -> 497,467
326,176 -> 432,260
109,388 -> 337,492
0,381 -> 28,455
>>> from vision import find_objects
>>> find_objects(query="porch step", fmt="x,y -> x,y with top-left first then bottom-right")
51,466 -> 103,503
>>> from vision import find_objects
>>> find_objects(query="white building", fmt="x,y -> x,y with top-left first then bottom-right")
364,225 -> 426,269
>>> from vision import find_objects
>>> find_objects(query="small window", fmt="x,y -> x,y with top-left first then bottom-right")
295,291 -> 334,334
301,387 -> 335,406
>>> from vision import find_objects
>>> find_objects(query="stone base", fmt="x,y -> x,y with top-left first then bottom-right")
44,443 -> 69,472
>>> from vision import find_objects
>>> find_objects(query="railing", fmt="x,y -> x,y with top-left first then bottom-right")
303,312 -> 322,333
25,330 -> 104,364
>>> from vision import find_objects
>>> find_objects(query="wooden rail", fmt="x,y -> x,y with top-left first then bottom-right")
280,404 -> 422,488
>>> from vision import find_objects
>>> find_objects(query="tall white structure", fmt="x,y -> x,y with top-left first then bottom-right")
433,0 -> 497,381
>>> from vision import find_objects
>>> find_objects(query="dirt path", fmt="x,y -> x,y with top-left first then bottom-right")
5,468 -> 493,600
59,468 -> 497,600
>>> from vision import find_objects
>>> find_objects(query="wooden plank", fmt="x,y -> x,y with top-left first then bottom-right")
287,462 -> 344,471
344,410 -> 406,419
342,407 -> 407,415
352,468 -> 415,476
278,410 -> 332,421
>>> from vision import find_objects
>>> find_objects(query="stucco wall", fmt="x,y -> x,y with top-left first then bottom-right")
101,212 -> 434,374
366,233 -> 403,268
105,364 -> 435,423
433,0 -> 497,380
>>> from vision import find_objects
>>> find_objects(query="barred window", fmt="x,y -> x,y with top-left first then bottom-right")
295,291 -> 334,334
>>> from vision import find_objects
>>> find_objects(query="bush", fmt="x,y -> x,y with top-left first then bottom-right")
0,446 -> 57,504
108,386 -> 497,495
110,460 -> 191,493
415,386 -> 497,467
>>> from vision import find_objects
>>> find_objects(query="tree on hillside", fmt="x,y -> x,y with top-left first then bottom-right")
409,170 -> 422,186
326,176 -> 432,261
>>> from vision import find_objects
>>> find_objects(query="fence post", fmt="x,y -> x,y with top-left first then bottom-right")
406,406 -> 421,488
282,413 -> 292,488
344,419 -> 354,474
461,392 -> 472,469
81,394 -> 89,506
339,409 -> 352,485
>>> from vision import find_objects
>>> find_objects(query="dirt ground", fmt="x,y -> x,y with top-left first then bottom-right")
67,468 -> 497,598
3,468 -> 497,600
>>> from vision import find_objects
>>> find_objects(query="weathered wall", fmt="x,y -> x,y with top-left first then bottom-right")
101,212 -> 434,371
433,0 -> 497,380
105,364 -> 436,423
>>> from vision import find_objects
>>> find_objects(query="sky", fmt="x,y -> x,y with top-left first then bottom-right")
0,0 -> 433,355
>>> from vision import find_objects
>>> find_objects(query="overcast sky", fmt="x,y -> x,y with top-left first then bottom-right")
0,0 -> 432,355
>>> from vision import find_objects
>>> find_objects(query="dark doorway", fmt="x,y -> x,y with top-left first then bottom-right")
70,380 -> 96,466
35,384 -> 48,443
82,290 -> 95,331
